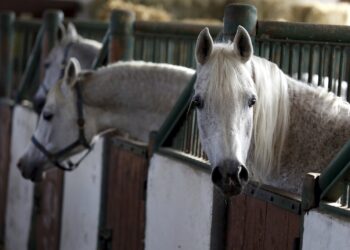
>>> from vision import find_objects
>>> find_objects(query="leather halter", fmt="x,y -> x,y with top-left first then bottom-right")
31,81 -> 92,171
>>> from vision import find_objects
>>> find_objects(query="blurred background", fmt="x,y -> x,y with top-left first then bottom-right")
2,0 -> 350,25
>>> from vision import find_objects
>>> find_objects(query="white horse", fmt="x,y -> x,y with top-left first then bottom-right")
17,59 -> 195,181
193,26 -> 350,196
33,23 -> 101,112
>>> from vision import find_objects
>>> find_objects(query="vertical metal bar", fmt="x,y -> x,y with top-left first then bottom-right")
318,45 -> 324,86
298,44 -> 303,81
109,10 -> 135,63
279,42 -> 284,69
328,46 -> 335,92
0,11 -> 15,98
308,45 -> 314,84
288,43 -> 294,77
92,29 -> 110,69
337,46 -> 344,97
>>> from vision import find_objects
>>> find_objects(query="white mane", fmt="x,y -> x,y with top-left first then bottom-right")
206,44 -> 290,182
251,56 -> 289,181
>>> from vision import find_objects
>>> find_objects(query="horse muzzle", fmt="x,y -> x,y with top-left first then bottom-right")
211,159 -> 249,196
17,157 -> 45,182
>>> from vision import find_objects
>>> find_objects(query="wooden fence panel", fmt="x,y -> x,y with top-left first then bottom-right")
30,170 -> 63,250
226,194 -> 300,250
102,138 -> 148,250
0,104 -> 12,248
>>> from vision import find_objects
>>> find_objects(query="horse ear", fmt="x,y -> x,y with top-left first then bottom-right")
64,58 -> 81,86
66,22 -> 78,40
233,26 -> 253,62
196,27 -> 213,65
57,23 -> 66,42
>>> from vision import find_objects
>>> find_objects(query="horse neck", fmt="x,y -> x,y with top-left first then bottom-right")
82,62 -> 194,142
273,77 -> 350,193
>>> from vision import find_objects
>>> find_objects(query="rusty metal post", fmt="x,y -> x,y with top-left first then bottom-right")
223,4 -> 257,42
108,10 -> 135,63
0,12 -> 15,98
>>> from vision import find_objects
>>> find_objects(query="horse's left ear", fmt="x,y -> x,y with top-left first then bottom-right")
233,26 -> 253,62
64,58 -> 81,86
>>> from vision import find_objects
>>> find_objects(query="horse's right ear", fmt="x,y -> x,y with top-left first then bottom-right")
196,27 -> 213,65
64,58 -> 81,86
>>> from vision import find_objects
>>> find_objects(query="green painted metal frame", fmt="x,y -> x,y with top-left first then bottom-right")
0,11 -> 15,98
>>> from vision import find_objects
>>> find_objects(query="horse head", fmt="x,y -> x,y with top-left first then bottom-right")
33,23 -> 101,113
18,58 -> 96,181
194,26 -> 256,196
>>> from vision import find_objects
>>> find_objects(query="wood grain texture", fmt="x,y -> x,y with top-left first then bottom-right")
32,169 -> 64,250
0,105 -> 12,247
226,194 -> 301,250
105,144 -> 147,250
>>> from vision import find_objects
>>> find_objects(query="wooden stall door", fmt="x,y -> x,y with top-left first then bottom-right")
29,170 -> 63,250
226,194 -> 300,250
101,139 -> 148,250
0,104 -> 12,249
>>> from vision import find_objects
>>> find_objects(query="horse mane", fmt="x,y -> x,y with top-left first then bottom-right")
250,57 -> 289,181
206,44 -> 290,182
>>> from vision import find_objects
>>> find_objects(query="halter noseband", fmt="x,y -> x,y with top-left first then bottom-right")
31,81 -> 92,171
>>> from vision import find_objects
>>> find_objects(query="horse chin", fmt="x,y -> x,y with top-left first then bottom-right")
215,183 -> 243,197
22,166 -> 46,182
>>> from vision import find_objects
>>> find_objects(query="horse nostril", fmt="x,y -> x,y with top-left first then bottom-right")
211,167 -> 223,185
17,160 -> 22,170
238,165 -> 249,183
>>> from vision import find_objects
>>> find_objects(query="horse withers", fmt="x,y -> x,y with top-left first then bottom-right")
193,26 -> 350,196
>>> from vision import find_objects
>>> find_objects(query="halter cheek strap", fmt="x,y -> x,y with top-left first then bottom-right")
31,81 -> 93,171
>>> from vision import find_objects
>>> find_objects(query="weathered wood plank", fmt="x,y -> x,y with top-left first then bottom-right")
226,194 -> 247,250
287,212 -> 300,250
105,143 -> 147,250
263,203 -> 289,250
0,105 -> 12,247
32,170 -> 63,250
243,197 -> 267,250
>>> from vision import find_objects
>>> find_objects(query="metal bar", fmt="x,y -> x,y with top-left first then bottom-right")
337,46 -> 344,96
257,21 -> 350,43
134,21 -> 222,38
154,75 -> 196,151
297,44 -> 303,80
318,45 -> 324,86
92,29 -> 109,69
109,10 -> 135,63
308,45 -> 314,84
288,43 -> 293,76
15,26 -> 44,102
328,46 -> 335,92
319,140 -> 350,201
0,11 -> 15,98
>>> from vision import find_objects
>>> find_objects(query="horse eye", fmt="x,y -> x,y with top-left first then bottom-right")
192,95 -> 204,109
248,96 -> 257,108
43,111 -> 53,121
44,62 -> 51,69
